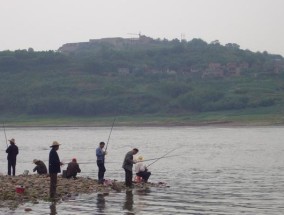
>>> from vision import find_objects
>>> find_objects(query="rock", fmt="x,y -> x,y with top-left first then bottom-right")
24,208 -> 32,211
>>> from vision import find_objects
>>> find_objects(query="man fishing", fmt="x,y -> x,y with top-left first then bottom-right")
33,159 -> 47,175
66,158 -> 81,179
122,148 -> 139,188
49,141 -> 64,200
96,141 -> 107,184
135,156 -> 151,183
6,138 -> 19,176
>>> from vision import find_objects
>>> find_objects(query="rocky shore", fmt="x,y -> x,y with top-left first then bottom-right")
0,174 -> 161,210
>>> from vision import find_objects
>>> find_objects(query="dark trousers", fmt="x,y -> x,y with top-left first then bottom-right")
136,171 -> 151,182
97,160 -> 106,183
50,173 -> 58,199
124,169 -> 133,187
8,159 -> 16,176
66,172 -> 78,179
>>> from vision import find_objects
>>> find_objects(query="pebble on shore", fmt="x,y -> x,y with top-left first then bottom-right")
0,174 -> 158,209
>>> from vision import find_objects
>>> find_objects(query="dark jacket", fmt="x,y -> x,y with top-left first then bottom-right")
33,160 -> 47,174
122,151 -> 135,171
6,144 -> 19,162
49,148 -> 61,174
66,162 -> 81,177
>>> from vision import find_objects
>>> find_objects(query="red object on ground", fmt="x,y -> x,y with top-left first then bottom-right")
134,176 -> 142,183
16,186 -> 25,193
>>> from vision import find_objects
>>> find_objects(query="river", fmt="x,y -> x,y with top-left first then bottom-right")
1,126 -> 284,214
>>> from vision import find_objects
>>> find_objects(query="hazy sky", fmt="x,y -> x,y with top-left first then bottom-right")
1,0 -> 284,55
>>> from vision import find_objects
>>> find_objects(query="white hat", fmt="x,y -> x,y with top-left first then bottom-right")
50,141 -> 61,147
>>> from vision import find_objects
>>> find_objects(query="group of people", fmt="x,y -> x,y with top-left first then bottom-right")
6,138 -> 151,199
95,142 -> 151,188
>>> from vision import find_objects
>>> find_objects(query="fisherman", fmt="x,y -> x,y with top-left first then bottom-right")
49,141 -> 63,200
96,141 -> 107,184
66,158 -> 81,179
33,159 -> 47,175
6,138 -> 19,176
135,156 -> 151,183
122,148 -> 139,188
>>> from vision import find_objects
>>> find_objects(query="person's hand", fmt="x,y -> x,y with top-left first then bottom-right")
60,162 -> 64,166
104,151 -> 108,155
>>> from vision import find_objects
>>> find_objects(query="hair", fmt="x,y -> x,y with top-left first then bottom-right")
133,148 -> 139,152
100,142 -> 105,145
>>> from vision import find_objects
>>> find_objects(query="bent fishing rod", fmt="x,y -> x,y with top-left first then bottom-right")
105,117 -> 116,152
146,147 -> 179,168
3,122 -> 8,148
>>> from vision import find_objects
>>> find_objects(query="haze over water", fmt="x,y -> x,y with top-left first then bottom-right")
1,126 -> 284,214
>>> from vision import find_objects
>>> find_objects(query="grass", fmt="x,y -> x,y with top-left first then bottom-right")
0,106 -> 284,127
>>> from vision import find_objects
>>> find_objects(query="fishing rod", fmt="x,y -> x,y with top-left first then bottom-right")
105,117 -> 116,152
3,122 -> 8,147
146,148 -> 179,168
139,153 -> 185,162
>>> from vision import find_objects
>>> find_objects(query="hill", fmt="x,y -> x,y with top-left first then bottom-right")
1,35 -> 284,125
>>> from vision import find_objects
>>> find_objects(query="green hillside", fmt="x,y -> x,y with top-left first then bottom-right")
1,36 -> 284,125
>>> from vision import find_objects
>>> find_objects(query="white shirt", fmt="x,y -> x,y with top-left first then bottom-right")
135,162 -> 146,173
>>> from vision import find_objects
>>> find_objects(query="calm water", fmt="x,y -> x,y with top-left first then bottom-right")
1,126 -> 284,214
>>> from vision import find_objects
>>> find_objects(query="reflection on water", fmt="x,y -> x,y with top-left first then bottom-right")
123,190 -> 134,213
0,126 -> 284,214
50,202 -> 57,215
96,193 -> 106,214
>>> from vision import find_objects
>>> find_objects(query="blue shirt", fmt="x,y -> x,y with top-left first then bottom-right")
96,147 -> 105,161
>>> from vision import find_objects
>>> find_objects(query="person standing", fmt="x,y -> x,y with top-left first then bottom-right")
66,158 -> 81,179
33,159 -> 47,175
135,156 -> 151,183
49,141 -> 63,200
122,148 -> 139,188
6,138 -> 19,176
96,142 -> 106,184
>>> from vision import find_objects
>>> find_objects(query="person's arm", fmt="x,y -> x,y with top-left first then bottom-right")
6,146 -> 10,153
77,164 -> 81,173
125,153 -> 135,164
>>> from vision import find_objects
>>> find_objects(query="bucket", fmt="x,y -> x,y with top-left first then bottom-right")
23,170 -> 29,176
16,185 -> 25,194
134,176 -> 142,183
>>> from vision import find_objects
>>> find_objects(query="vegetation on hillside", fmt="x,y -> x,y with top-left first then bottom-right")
0,36 -> 284,123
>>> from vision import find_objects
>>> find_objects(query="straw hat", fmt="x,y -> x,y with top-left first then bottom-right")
138,156 -> 144,161
8,138 -> 15,144
50,141 -> 61,147
33,159 -> 39,164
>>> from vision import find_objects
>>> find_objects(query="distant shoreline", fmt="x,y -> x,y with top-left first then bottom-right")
2,120 -> 284,128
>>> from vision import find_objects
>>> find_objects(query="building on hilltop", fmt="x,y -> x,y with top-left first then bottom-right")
58,35 -> 154,53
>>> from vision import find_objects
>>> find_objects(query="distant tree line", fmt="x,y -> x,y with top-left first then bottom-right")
0,37 -> 284,116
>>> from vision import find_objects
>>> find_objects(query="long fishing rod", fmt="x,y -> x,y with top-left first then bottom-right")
77,154 -> 185,165
105,118 -> 116,152
146,148 -> 179,168
140,153 -> 185,162
3,122 -> 8,147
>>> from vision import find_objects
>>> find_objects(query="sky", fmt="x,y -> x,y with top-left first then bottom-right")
1,0 -> 284,56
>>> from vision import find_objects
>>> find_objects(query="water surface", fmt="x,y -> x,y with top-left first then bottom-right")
1,126 -> 284,214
